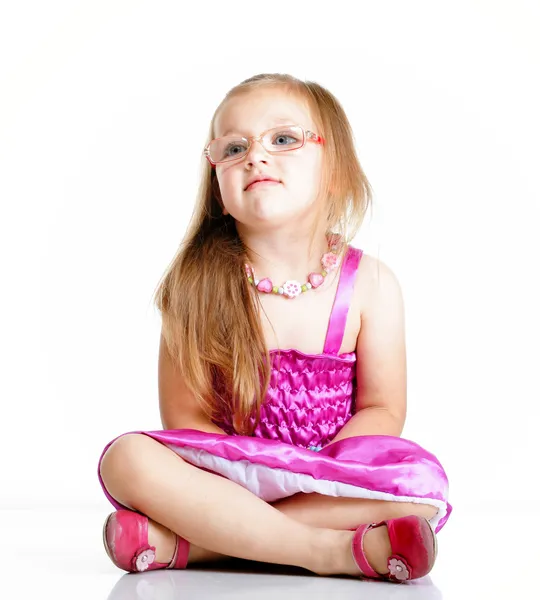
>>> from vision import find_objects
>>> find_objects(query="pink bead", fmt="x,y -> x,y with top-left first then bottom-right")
256,278 -> 273,293
309,273 -> 324,288
327,233 -> 341,248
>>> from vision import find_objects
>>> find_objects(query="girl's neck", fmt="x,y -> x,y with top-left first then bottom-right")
242,230 -> 336,285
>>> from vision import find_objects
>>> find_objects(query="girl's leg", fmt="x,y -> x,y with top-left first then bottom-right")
99,434 -> 360,576
184,497 -> 435,568
272,492 -> 438,529
148,492 -> 436,570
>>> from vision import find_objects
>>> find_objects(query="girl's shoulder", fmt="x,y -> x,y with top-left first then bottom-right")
353,250 -> 402,301
353,251 -> 406,344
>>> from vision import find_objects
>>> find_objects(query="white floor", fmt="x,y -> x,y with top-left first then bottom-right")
6,505 -> 538,599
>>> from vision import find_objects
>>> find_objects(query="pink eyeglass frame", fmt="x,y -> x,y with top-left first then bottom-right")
203,125 -> 325,167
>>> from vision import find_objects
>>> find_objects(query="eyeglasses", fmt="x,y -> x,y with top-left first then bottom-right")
203,125 -> 324,165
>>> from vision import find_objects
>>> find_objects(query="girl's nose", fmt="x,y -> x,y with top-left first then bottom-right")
244,137 -> 270,164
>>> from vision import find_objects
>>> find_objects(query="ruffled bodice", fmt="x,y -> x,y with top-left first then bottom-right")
213,246 -> 363,449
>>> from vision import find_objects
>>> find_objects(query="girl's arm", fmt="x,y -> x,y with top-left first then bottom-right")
326,258 -> 407,445
158,332 -> 227,435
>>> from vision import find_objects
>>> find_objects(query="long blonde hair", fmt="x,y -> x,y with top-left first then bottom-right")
153,73 -> 372,435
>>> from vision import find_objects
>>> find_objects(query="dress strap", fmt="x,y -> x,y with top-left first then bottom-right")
323,245 -> 363,355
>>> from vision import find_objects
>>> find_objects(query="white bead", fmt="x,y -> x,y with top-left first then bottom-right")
282,281 -> 302,298
254,279 -> 259,285
306,282 -> 312,289
278,287 -> 284,294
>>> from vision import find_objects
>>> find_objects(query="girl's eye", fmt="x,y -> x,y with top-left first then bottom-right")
272,133 -> 298,146
223,142 -> 248,157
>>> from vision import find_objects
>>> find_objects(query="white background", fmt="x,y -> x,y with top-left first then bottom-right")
1,2 -> 539,592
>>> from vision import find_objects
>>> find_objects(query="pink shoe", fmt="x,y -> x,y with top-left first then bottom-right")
351,515 -> 438,583
102,509 -> 190,573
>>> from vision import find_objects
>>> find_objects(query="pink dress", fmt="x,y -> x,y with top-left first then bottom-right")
97,245 -> 452,533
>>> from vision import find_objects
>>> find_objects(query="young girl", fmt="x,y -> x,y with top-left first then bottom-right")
98,73 -> 451,583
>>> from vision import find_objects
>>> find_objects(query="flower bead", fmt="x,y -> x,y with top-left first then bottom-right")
321,252 -> 340,272
388,557 -> 410,581
132,547 -> 156,572
282,280 -> 302,298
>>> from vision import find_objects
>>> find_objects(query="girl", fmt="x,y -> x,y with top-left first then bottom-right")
98,73 -> 451,583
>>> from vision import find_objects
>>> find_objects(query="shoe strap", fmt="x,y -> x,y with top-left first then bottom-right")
167,535 -> 190,569
351,522 -> 383,579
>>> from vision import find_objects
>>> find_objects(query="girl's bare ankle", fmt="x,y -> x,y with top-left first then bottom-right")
147,519 -> 176,563
308,529 -> 360,576
147,519 -> 228,565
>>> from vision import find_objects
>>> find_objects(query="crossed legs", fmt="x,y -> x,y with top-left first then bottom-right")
99,434 -> 437,575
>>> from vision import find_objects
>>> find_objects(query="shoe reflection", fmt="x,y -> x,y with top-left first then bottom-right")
106,561 -> 444,600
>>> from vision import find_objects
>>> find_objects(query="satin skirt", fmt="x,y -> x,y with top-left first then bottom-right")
97,430 -> 452,533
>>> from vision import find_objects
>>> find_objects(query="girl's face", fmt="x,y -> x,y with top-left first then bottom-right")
213,89 -> 324,230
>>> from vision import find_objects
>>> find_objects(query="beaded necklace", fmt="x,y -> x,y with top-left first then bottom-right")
244,233 -> 343,299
